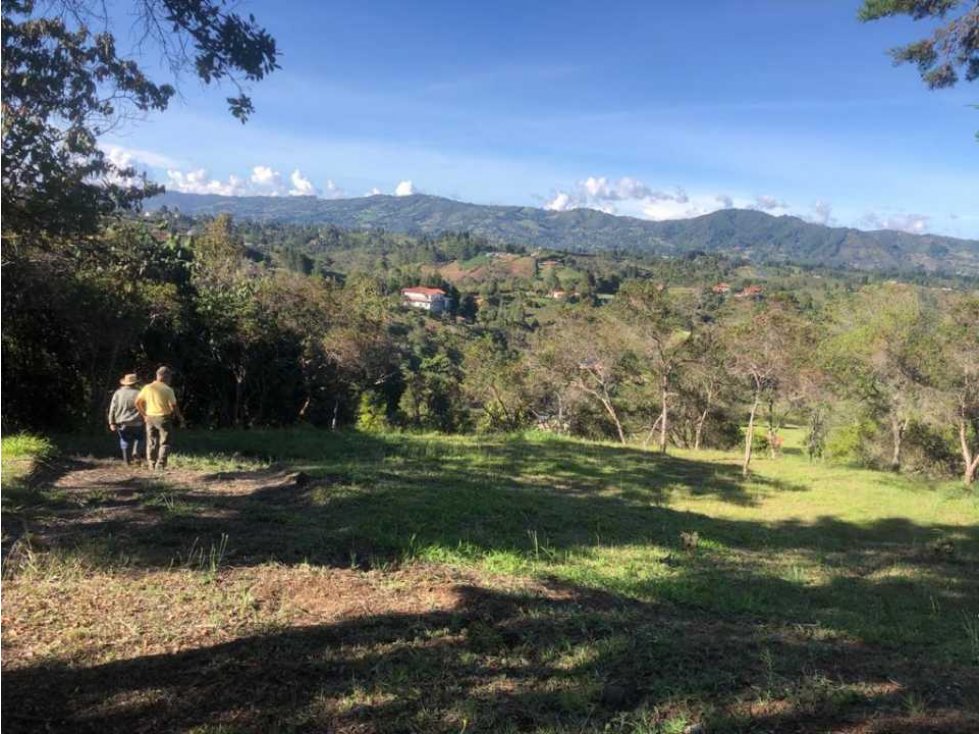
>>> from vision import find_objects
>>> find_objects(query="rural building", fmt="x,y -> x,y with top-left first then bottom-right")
712,282 -> 731,294
401,286 -> 451,314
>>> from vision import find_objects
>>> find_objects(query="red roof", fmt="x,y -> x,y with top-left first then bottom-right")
401,287 -> 446,296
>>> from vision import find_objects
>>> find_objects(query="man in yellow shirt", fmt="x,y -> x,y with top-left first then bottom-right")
135,365 -> 186,470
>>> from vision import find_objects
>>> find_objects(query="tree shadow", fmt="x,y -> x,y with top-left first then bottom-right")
3,578 -> 977,733
8,431 -> 974,665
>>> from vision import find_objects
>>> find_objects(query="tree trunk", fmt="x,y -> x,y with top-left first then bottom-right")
694,383 -> 714,452
604,396 -> 626,444
766,397 -> 779,458
331,398 -> 340,431
742,391 -> 760,477
659,382 -> 669,453
959,417 -> 979,485
890,414 -> 907,472
580,381 -> 626,444
233,366 -> 246,428
694,408 -> 709,451
643,414 -> 663,449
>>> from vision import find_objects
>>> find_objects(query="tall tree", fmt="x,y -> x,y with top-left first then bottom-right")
936,295 -> 979,484
724,298 -> 808,477
825,285 -> 938,472
616,281 -> 695,453
2,0 -> 278,241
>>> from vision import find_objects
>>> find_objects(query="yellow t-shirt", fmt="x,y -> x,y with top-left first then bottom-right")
138,381 -> 177,417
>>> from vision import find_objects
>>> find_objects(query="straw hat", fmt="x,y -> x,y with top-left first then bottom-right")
120,373 -> 139,386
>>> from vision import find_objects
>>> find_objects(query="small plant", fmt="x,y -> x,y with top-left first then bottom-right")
526,529 -> 555,561
181,534 -> 229,577
902,691 -> 928,717
964,613 -> 979,664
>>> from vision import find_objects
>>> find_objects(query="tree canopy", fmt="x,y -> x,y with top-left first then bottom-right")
859,0 -> 979,89
1,0 -> 278,241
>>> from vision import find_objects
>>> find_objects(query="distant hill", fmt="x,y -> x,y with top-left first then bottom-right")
149,192 -> 979,276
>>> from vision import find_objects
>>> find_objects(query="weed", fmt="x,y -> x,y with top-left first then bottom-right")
179,534 -> 229,578
903,691 -> 929,717
964,613 -> 979,664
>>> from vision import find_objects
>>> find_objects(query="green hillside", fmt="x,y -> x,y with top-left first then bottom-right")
151,192 -> 979,276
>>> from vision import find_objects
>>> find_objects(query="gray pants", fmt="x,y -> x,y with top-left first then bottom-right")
145,415 -> 174,468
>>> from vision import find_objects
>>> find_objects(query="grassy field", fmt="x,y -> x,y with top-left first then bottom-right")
2,428 -> 977,733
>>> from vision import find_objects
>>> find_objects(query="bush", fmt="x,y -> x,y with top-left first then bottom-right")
356,392 -> 389,432
825,420 -> 877,465
902,421 -> 959,478
1,433 -> 55,462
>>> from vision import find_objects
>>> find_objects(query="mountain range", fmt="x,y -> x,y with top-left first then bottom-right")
149,192 -> 979,277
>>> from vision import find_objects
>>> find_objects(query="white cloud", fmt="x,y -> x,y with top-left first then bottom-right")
250,165 -> 281,186
163,163 -> 350,199
544,176 -> 703,215
102,144 -> 181,171
394,180 -> 416,196
322,179 -> 345,199
807,200 -> 834,226
366,187 -> 383,196
289,169 -> 318,197
715,194 -> 734,208
861,211 -> 930,234
544,191 -> 574,211
166,168 -> 247,196
641,197 -> 717,221
751,194 -> 788,212
167,168 -> 247,196
544,176 -> 738,220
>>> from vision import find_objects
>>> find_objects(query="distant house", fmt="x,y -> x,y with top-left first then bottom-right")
735,284 -> 764,300
401,286 -> 451,314
550,289 -> 567,300
711,282 -> 731,294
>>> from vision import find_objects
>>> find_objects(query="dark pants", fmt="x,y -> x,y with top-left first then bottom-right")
145,415 -> 174,468
117,425 -> 145,463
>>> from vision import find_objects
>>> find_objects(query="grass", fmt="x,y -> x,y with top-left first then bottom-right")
2,427 -> 977,733
1,433 -> 55,484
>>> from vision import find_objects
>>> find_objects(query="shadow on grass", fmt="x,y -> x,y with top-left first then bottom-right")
3,578 -> 977,734
5,431 -> 978,731
35,431 -> 977,568
5,431 -> 973,657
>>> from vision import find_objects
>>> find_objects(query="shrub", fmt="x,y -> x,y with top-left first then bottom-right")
356,392 -> 389,432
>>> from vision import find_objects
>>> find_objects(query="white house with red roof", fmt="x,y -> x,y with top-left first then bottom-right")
401,286 -> 451,314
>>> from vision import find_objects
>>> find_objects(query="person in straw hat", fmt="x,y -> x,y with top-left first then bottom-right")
108,373 -> 145,465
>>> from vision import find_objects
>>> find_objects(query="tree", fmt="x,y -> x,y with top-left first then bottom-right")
936,295 -> 979,484
683,321 -> 732,451
724,298 -> 808,476
533,311 -> 640,444
859,1 -> 978,90
462,336 -> 531,431
825,285 -> 938,472
616,281 -> 695,453
2,0 -> 278,241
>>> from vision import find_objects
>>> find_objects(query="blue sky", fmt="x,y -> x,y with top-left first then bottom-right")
102,0 -> 979,237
